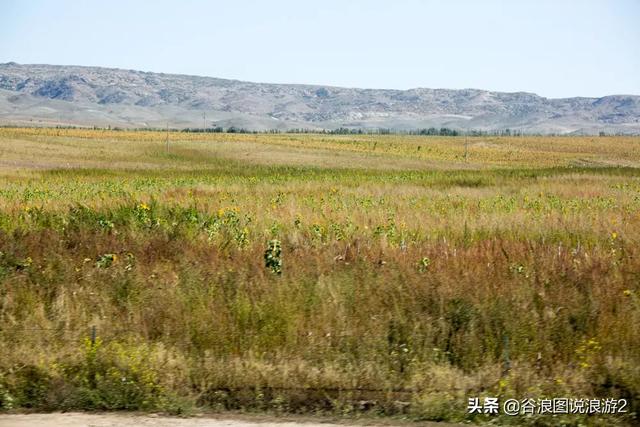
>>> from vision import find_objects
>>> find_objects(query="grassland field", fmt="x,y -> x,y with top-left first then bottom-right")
0,128 -> 639,425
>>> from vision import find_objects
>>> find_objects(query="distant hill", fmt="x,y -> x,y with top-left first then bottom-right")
1,62 -> 639,134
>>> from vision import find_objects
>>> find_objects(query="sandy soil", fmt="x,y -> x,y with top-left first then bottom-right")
0,413 -> 461,427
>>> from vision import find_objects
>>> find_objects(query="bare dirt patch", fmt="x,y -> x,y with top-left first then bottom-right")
0,413 -> 462,427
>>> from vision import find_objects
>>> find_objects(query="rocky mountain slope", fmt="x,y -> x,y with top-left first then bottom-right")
1,62 -> 638,134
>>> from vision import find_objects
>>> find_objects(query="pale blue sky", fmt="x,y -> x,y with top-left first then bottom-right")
1,0 -> 638,98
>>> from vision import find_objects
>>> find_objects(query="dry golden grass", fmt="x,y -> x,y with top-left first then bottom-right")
0,128 -> 639,425
1,128 -> 639,173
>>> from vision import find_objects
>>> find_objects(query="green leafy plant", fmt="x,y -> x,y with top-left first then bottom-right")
417,256 -> 431,272
264,239 -> 282,274
96,253 -> 117,268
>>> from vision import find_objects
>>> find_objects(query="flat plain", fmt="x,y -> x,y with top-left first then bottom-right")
0,128 -> 639,425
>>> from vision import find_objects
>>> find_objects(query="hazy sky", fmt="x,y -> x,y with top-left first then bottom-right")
1,0 -> 638,98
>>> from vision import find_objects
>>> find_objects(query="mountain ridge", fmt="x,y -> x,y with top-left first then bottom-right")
1,62 -> 639,134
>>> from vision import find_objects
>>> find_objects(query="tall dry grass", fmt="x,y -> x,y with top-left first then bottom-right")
0,128 -> 639,425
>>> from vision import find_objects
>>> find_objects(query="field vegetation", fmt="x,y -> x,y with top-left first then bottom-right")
0,128 -> 639,425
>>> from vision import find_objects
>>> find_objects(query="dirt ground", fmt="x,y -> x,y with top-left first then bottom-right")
0,413 -> 463,427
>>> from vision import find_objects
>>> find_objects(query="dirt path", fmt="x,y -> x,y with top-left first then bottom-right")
0,412 -> 461,427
